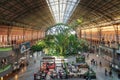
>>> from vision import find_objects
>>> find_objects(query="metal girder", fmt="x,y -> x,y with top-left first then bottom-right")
0,0 -> 55,30
79,2 -> 113,21
69,0 -> 120,30
1,0 -> 120,31
83,0 -> 114,20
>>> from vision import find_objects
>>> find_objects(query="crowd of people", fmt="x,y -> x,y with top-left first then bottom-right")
0,58 -> 8,68
88,52 -> 113,78
34,68 -> 67,80
105,68 -> 112,77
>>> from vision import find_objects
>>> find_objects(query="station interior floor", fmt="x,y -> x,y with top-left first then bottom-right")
3,52 -> 120,80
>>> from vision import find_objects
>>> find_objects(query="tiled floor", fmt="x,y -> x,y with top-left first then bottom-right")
6,52 -> 120,80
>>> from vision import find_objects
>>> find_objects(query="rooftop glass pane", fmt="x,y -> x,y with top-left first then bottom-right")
46,0 -> 80,23
46,24 -> 76,35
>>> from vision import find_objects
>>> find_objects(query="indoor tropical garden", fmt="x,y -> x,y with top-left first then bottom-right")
31,24 -> 96,79
31,24 -> 88,57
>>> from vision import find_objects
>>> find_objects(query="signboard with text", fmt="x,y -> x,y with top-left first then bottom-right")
20,42 -> 30,53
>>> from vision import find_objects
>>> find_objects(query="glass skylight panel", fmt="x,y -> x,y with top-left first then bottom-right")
49,0 -> 54,3
46,24 -> 76,35
73,0 -> 77,2
46,0 -> 80,23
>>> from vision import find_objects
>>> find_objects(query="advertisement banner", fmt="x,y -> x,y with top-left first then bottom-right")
20,42 -> 30,53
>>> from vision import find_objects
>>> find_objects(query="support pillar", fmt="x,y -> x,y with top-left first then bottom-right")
113,24 -> 119,49
23,27 -> 26,42
97,27 -> 102,56
97,27 -> 102,45
84,31 -> 86,40
7,26 -> 12,45
112,24 -> 119,68
90,29 -> 92,50
37,30 -> 39,41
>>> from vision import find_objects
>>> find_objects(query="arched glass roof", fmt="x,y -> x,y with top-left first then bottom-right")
1,0 -> 120,30
46,24 -> 76,35
46,0 -> 80,23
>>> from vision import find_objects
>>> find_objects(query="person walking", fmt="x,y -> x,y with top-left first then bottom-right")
93,60 -> 95,66
99,61 -> 102,66
87,53 -> 89,58
34,59 -> 36,63
109,69 -> 112,77
95,60 -> 98,66
86,76 -> 88,80
105,68 -> 107,76
91,59 -> 94,65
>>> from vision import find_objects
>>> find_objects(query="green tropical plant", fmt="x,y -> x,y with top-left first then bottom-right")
31,24 -> 88,57
31,40 -> 46,52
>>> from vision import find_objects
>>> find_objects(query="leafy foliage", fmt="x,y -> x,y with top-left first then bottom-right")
31,24 -> 88,56
31,40 -> 46,52
69,17 -> 83,29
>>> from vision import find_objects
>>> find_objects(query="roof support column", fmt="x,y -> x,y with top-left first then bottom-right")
97,27 -> 102,56
7,26 -> 12,45
22,27 -> 26,42
84,31 -> 86,40
37,31 -> 39,41
90,29 -> 92,45
90,29 -> 92,49
113,24 -> 119,49
97,27 -> 102,45
111,24 -> 119,66
31,30 -> 34,45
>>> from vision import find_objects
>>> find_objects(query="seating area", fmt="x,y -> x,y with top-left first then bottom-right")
40,62 -> 56,73
34,56 -> 96,80
65,62 -> 96,79
67,63 -> 88,78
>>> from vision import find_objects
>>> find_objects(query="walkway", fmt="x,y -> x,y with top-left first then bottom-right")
5,52 -> 120,80
86,53 -> 120,80
64,53 -> 120,80
9,52 -> 43,80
